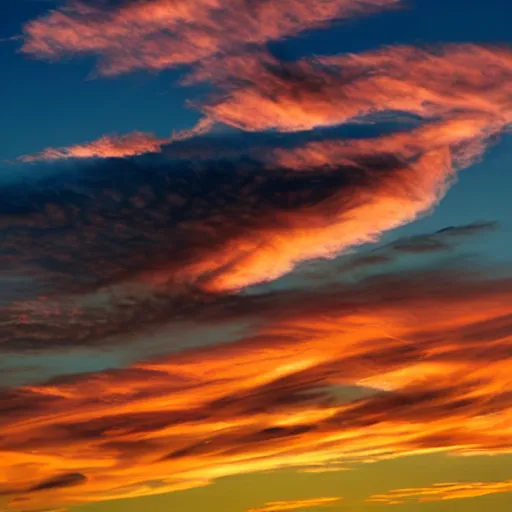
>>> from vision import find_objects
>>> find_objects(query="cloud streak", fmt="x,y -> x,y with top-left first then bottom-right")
19,45 -> 512,166
196,45 -> 512,134
18,132 -> 168,162
0,222 -> 498,362
1,269 -> 512,510
367,480 -> 512,504
21,0 -> 401,75
18,118 -> 214,162
6,4 -> 512,512
247,497 -> 342,512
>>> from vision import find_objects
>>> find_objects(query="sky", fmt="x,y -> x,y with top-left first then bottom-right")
0,0 -> 511,511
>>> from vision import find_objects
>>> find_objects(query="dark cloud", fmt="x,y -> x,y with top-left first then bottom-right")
2,120 -> 470,355
309,221 -> 500,277
30,473 -> 86,493
390,221 -> 498,254
435,222 -> 499,237
0,248 -> 507,358
1,152 -> 405,296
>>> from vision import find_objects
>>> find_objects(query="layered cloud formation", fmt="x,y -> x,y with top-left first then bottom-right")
20,44 -> 512,164
12,42 -> 512,292
2,147 -> 448,294
3,1 -> 512,511
0,220 -> 500,355
1,267 -> 512,510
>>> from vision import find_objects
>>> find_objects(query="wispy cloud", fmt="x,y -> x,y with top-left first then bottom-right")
0,221 -> 498,355
367,480 -> 512,504
5,2 -> 512,512
247,497 -> 342,512
18,118 -> 213,162
18,132 -> 168,162
21,0 -> 401,75
195,45 -> 511,134
1,268 -> 512,510
20,45 -> 511,165
298,466 -> 350,473
6,67 -> 509,295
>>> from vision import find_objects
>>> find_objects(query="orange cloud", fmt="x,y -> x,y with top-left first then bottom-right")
158,45 -> 511,291
6,121 -> 506,296
12,44 -> 511,295
18,118 -> 213,162
247,497 -> 342,512
1,271 -> 512,510
21,0 -> 401,75
164,116 -> 497,292
299,466 -> 349,473
10,45 -> 510,294
198,45 -> 511,132
187,147 -> 456,292
367,480 -> 512,504
19,132 -> 168,162
7,6 -> 512,512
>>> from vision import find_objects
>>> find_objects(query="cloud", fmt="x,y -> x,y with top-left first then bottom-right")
298,466 -> 349,473
6,7 -> 512,512
25,44 -> 510,164
355,220 -> 497,259
247,497 -> 342,512
1,268 -> 512,510
17,118 -> 214,162
0,221 -> 497,355
29,474 -> 87,493
367,480 -> 512,504
2,128 -> 460,298
4,108 -> 503,300
272,115 -> 502,172
18,132 -> 168,162
1,472 -> 86,500
17,43 -> 512,208
296,221 -> 498,281
388,221 -> 498,254
21,0 -> 401,75
195,45 -> 512,135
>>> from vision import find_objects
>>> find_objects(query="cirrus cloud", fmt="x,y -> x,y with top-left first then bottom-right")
21,0 -> 401,76
1,268 -> 512,510
247,497 -> 342,512
367,479 -> 512,504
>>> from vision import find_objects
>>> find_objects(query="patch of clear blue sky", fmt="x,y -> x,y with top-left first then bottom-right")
269,0 -> 511,59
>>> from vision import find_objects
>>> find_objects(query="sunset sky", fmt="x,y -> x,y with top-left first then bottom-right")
1,1 -> 511,511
